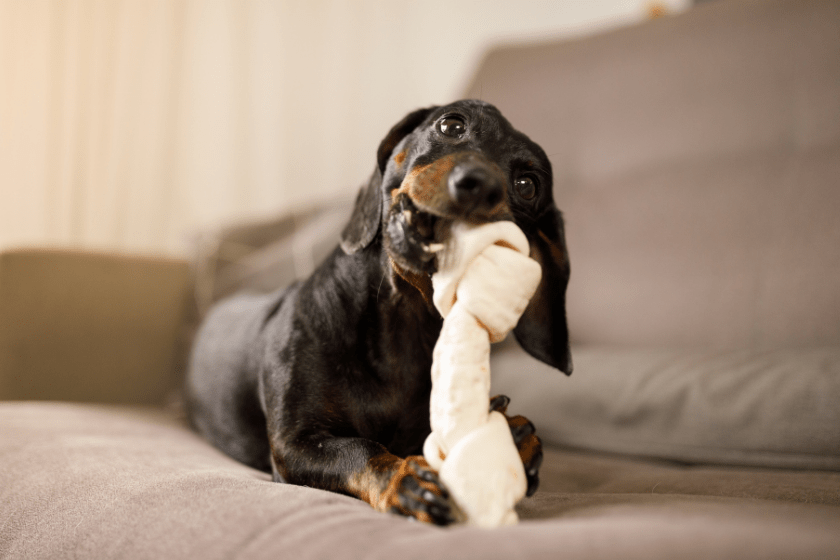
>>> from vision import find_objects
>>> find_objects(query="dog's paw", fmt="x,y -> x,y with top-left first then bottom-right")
508,415 -> 543,497
387,456 -> 459,525
489,394 -> 511,414
490,394 -> 543,497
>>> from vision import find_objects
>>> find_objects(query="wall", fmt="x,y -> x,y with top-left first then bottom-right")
0,0 -> 689,257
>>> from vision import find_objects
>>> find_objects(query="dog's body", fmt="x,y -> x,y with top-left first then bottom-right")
186,100 -> 571,525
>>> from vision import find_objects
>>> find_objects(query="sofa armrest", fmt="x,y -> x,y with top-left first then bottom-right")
0,249 -> 194,405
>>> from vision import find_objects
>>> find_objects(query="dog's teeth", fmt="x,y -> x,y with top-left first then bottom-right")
426,243 -> 445,253
403,210 -> 413,225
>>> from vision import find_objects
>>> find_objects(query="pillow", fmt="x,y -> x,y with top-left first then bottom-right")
490,344 -> 840,470
190,200 -> 352,316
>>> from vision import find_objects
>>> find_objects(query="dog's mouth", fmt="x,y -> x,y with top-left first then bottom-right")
399,197 -> 447,253
385,194 -> 455,274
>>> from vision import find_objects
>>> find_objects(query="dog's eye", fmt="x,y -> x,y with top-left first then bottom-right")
514,175 -> 538,200
438,116 -> 466,137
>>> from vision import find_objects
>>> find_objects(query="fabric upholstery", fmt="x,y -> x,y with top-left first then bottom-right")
2,402 -> 838,560
464,0 -> 840,348
0,249 -> 193,404
190,202 -> 349,317
492,343 -> 840,470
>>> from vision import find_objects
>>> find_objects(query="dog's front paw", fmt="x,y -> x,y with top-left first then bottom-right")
490,394 -> 543,497
508,415 -> 543,497
387,456 -> 459,525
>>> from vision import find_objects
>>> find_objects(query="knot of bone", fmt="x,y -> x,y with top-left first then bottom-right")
423,221 -> 542,527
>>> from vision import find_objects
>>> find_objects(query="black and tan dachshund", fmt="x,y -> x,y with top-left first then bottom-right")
185,99 -> 572,525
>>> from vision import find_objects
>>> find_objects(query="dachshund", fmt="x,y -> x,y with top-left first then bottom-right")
185,99 -> 572,525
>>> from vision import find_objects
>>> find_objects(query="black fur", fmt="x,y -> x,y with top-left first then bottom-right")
186,100 -> 571,525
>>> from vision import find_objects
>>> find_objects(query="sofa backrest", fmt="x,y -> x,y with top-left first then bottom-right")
465,0 -> 840,347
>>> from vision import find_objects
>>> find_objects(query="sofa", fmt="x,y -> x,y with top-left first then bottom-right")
2,0 -> 839,558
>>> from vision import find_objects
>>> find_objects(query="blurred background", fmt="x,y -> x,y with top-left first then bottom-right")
0,0 -> 692,257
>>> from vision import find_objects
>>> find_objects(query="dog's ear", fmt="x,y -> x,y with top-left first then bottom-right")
340,170 -> 383,254
342,107 -> 438,254
376,106 -> 437,174
514,207 -> 573,375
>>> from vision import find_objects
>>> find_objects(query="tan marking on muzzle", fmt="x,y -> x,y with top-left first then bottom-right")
391,154 -> 459,213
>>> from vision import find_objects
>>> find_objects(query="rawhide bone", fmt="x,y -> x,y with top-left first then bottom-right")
422,220 -> 542,527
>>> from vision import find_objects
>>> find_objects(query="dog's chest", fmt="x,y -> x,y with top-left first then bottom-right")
347,327 -> 436,451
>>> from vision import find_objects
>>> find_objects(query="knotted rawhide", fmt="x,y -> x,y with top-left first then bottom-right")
423,221 -> 541,527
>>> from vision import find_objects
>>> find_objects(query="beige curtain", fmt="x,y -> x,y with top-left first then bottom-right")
0,0 -> 682,257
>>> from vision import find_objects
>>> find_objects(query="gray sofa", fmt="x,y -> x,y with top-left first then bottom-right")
2,0 -> 839,558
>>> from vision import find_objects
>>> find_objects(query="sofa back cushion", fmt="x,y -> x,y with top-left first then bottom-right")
464,0 -> 840,347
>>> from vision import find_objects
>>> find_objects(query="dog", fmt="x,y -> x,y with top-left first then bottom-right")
185,99 -> 572,525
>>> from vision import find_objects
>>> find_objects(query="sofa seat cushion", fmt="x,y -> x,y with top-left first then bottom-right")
2,402 -> 839,560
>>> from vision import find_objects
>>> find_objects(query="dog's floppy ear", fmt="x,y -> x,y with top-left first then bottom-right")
340,170 -> 383,254
514,207 -> 573,375
341,106 -> 437,254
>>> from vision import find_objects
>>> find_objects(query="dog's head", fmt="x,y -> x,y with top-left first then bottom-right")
341,100 -> 572,375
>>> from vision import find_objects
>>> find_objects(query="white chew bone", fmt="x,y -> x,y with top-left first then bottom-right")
423,220 -> 542,527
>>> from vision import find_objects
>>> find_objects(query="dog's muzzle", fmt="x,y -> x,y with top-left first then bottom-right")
447,160 -> 504,217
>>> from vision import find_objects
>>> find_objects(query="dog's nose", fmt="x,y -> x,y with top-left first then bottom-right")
447,164 -> 504,214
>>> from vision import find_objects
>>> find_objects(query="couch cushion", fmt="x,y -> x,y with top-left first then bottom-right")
464,0 -> 840,347
491,343 -> 840,470
1,402 -> 839,560
190,202 -> 350,317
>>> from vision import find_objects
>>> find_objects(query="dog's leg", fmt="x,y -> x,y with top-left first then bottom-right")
270,435 -> 458,525
489,395 -> 543,497
348,451 -> 460,524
